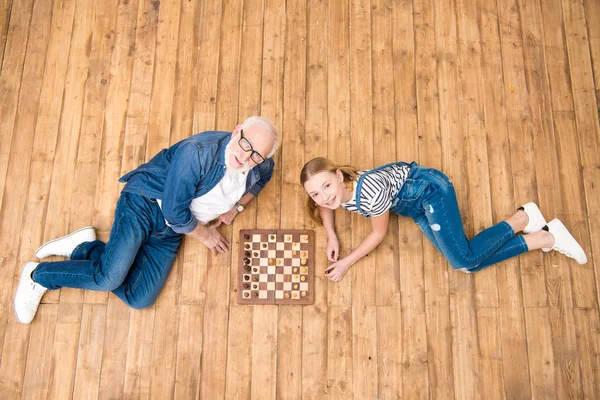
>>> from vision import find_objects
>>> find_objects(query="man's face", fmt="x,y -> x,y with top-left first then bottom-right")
225,125 -> 275,173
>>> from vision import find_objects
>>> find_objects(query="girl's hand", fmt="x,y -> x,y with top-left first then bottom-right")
326,235 -> 340,262
325,259 -> 351,282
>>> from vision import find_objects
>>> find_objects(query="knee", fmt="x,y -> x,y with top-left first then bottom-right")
448,259 -> 476,273
122,293 -> 157,310
95,276 -> 125,292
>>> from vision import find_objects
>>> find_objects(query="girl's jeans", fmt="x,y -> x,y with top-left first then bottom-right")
392,164 -> 528,273
33,192 -> 183,309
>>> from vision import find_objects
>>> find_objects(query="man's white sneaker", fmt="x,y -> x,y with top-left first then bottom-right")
14,262 -> 48,324
519,202 -> 547,234
542,219 -> 588,265
35,226 -> 96,259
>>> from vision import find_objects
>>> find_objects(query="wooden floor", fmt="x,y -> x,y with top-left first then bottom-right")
0,0 -> 599,398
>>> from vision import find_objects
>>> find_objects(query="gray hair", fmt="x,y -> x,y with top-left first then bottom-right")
240,116 -> 280,158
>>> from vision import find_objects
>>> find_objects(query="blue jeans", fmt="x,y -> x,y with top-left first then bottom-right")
391,164 -> 528,273
33,192 -> 183,308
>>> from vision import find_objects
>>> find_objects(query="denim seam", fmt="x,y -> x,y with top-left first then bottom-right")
468,238 -> 528,271
431,203 -> 514,268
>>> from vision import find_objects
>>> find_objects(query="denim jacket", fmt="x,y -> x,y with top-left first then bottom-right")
119,131 -> 275,234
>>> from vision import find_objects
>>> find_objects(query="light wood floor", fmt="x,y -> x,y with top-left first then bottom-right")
1,0 -> 599,398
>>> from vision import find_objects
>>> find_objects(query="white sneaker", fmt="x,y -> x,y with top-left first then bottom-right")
35,226 -> 96,259
519,202 -> 547,234
14,262 -> 48,324
543,219 -> 588,265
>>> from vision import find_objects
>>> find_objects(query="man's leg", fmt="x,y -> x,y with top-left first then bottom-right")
32,193 -> 156,291
111,226 -> 182,309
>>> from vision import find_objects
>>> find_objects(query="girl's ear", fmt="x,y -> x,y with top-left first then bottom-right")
336,169 -> 344,182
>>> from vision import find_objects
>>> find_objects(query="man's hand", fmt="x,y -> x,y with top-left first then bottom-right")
217,206 -> 239,225
195,221 -> 230,255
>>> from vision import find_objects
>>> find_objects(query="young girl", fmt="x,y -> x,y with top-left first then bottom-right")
300,157 -> 587,282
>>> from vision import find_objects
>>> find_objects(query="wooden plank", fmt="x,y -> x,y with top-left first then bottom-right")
327,0 -> 352,308
0,0 -> 34,213
93,1 -> 138,397
562,0 -> 600,310
583,0 -> 600,102
520,0 -> 583,397
496,0 -> 547,308
391,0 -> 428,397
413,0 -> 454,397
170,1 -> 201,398
477,0 -> 531,397
475,307 -> 503,399
72,304 -> 107,400
0,0 -> 53,395
434,0 -> 482,397
65,0 -> 117,305
524,308 -> 557,399
173,305 -> 204,399
122,309 -> 155,398
349,0 -> 374,308
199,306 -> 228,398
0,0 -> 12,69
327,306 -> 353,398
144,0 -> 181,398
16,0 -> 76,397
455,0 -> 497,308
224,0 -> 264,397
371,0 -> 400,307
377,306 -> 402,399
47,304 -> 84,399
276,0 -> 306,397
303,0 -> 328,396
20,305 -> 58,400
574,308 -> 600,398
348,0 -> 377,397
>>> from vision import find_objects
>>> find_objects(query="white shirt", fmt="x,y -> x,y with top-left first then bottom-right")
159,168 -> 247,225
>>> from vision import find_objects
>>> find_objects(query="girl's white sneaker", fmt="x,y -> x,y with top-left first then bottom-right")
14,262 -> 48,324
35,226 -> 96,259
519,202 -> 547,234
542,219 -> 588,265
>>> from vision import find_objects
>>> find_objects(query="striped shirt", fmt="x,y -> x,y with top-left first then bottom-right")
341,163 -> 411,217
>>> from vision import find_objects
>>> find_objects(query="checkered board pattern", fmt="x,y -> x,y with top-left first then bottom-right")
237,229 -> 314,305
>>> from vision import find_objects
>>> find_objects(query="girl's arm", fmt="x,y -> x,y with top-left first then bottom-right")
319,207 -> 340,261
325,211 -> 390,281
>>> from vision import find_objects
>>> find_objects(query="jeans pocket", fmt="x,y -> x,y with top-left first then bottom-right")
427,169 -> 453,188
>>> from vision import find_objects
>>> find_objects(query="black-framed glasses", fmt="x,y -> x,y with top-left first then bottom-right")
238,129 -> 266,164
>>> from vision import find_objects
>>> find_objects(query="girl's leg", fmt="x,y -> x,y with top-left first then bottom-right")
412,213 -> 442,253
419,170 -> 526,272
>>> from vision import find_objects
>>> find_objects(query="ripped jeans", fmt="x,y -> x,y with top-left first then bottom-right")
392,164 -> 528,273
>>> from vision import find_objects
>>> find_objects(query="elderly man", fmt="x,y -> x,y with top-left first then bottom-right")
14,116 -> 279,323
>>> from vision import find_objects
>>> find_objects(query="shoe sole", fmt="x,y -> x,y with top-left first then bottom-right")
522,202 -> 547,234
34,226 -> 96,258
13,262 -> 37,324
547,219 -> 588,264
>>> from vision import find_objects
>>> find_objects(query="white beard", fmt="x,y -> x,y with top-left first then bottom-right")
224,140 -> 251,173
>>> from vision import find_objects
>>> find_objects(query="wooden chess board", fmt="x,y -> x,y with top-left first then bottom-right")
237,229 -> 315,305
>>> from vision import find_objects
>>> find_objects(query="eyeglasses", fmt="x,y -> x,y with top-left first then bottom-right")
238,129 -> 266,164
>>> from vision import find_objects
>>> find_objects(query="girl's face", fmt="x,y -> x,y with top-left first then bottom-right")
303,170 -> 353,210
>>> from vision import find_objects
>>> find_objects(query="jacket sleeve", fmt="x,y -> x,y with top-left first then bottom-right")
160,142 -> 202,234
248,158 -> 275,196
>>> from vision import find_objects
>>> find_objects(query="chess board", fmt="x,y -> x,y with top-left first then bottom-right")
237,229 -> 314,305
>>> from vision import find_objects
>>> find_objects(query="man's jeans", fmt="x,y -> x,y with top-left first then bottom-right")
33,192 -> 183,309
392,164 -> 528,273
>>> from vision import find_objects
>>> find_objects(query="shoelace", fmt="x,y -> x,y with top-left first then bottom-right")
23,282 -> 46,307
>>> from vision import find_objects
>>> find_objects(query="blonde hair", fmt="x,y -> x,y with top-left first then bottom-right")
300,157 -> 359,224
